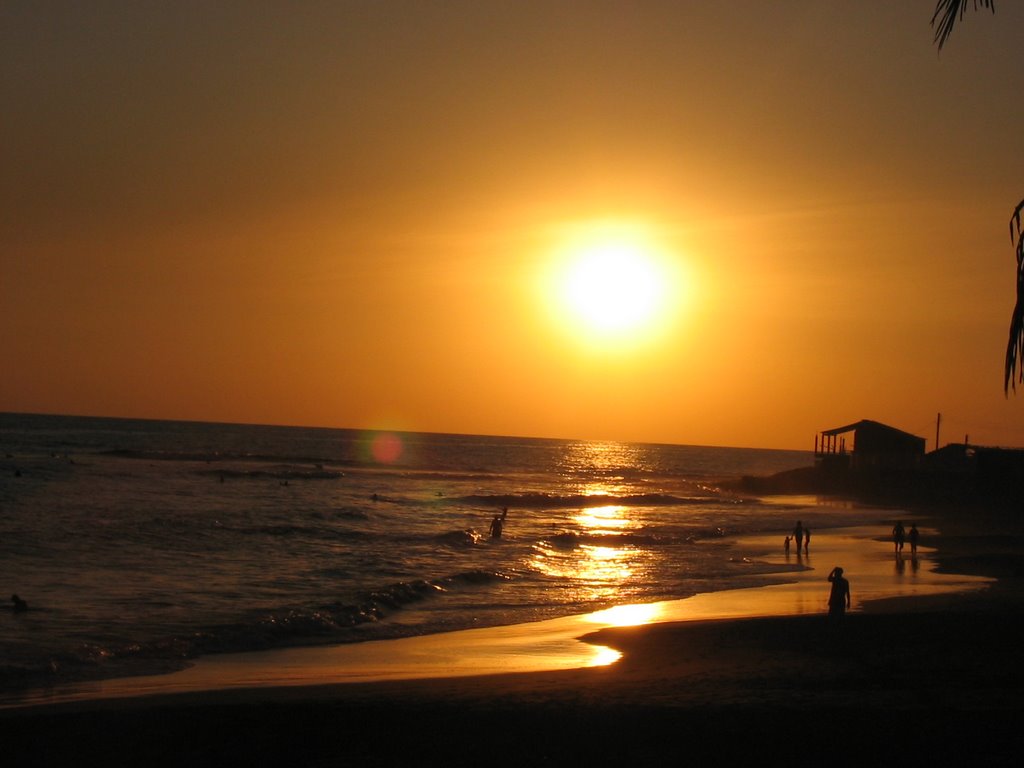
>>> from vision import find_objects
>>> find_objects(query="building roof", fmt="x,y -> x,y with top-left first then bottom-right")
820,419 -> 919,440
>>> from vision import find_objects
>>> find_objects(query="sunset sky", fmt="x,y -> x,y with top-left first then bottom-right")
4,2 -> 1024,450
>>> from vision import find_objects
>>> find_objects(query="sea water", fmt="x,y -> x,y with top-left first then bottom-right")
0,412 -> 862,693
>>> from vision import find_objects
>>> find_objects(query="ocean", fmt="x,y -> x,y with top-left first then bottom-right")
0,412 -> 854,695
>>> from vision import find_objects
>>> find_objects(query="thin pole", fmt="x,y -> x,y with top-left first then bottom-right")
935,412 -> 941,451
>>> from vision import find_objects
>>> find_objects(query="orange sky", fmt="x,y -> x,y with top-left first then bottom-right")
4,2 -> 1024,450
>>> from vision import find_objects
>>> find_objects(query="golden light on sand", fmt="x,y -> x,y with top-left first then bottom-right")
585,645 -> 623,667
541,219 -> 685,350
585,602 -> 664,627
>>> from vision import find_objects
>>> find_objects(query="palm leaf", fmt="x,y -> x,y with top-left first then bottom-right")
932,0 -> 996,50
1005,199 -> 1024,393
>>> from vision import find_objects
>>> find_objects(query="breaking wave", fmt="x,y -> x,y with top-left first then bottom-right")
453,492 -> 727,509
0,570 -> 511,692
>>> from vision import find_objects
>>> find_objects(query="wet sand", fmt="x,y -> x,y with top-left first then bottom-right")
3,510 -> 1023,766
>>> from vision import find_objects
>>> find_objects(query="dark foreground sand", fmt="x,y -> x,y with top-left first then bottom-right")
4,507 -> 1024,767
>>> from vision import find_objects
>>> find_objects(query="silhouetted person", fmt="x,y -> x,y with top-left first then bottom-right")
804,527 -> 811,554
893,521 -> 906,553
11,594 -> 27,613
501,507 -> 508,521
784,535 -> 791,554
489,515 -> 503,539
827,567 -> 850,622
909,524 -> 919,555
793,520 -> 804,552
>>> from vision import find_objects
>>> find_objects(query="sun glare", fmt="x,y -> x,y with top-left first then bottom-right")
563,242 -> 661,333
585,602 -> 664,627
543,220 -> 683,348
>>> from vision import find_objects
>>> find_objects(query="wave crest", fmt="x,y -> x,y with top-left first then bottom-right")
453,492 -> 713,509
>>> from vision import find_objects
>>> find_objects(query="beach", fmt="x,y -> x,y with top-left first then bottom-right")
7,2 -> 1024,765
3,503 -> 1023,767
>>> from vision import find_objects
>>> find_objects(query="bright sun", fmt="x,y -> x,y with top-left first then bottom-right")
561,241 -> 663,334
544,221 -> 682,347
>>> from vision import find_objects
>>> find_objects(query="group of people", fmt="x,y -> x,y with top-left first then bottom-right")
891,520 -> 919,555
814,518 -> 922,624
785,520 -> 811,555
784,518 -> 850,622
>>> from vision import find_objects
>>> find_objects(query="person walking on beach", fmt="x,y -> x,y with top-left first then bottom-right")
792,521 -> 804,553
803,527 -> 810,554
827,567 -> 850,622
893,521 -> 906,553
909,524 -> 919,555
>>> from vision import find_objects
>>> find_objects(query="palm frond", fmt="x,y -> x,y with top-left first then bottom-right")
932,0 -> 996,50
1004,198 -> 1024,393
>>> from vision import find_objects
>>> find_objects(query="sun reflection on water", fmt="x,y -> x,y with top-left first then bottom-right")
528,440 -> 663,612
573,504 -> 633,530
530,500 -> 651,604
558,440 -> 647,495
580,544 -> 633,582
530,543 -> 636,601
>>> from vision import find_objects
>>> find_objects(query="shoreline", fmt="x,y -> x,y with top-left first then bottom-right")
3,502 -> 1023,765
3,609 -> 1021,766
0,521 -> 994,710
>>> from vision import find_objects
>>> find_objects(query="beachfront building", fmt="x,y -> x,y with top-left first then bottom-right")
808,421 -> 1024,509
815,419 -> 926,471
925,442 -> 1024,503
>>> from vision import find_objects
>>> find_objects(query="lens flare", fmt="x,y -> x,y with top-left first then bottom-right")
370,432 -> 403,464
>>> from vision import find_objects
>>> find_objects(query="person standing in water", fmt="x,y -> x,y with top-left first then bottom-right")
827,567 -> 851,622
489,514 -> 503,539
